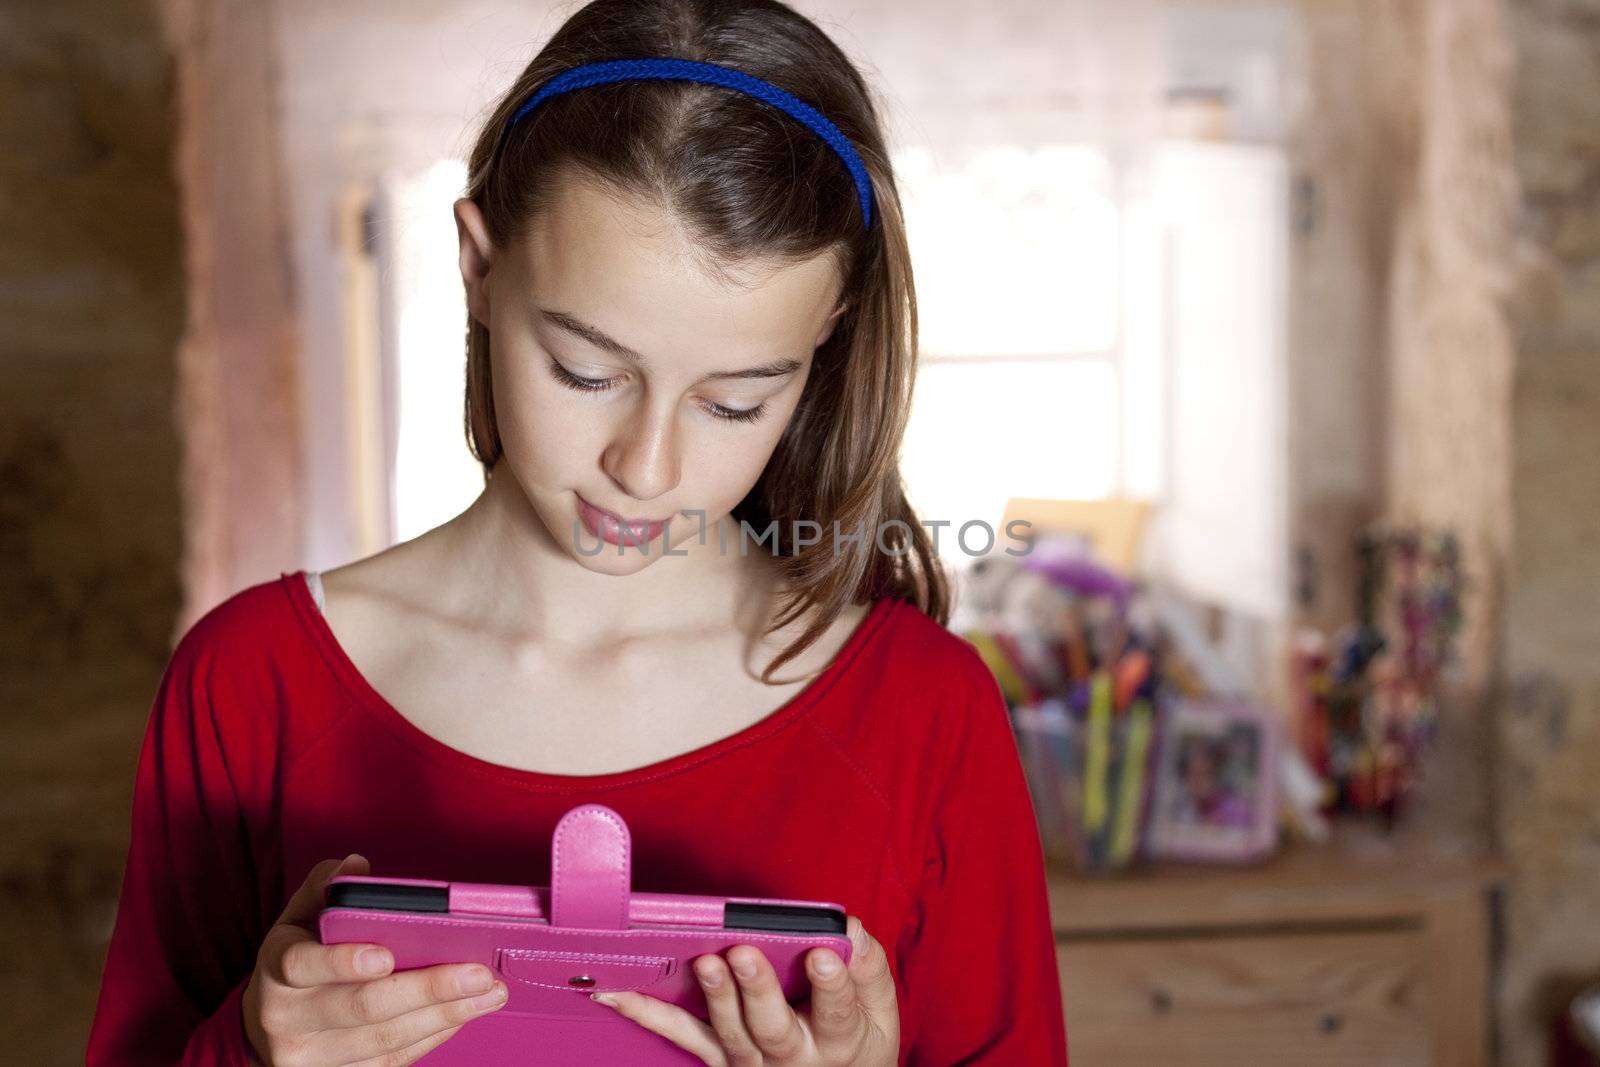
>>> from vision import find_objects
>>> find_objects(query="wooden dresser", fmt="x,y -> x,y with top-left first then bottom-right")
1046,834 -> 1505,1066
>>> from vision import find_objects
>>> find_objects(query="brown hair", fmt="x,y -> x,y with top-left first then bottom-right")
461,0 -> 950,681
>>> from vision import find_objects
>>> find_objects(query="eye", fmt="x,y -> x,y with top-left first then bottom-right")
547,359 -> 619,393
703,401 -> 768,425
550,358 -> 766,424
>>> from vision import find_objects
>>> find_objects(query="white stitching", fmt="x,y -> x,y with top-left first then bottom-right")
323,910 -> 851,952
495,947 -> 675,992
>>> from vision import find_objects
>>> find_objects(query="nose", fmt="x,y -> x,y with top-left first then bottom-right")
599,400 -> 682,507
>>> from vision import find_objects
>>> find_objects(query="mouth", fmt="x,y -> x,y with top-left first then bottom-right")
575,493 -> 672,547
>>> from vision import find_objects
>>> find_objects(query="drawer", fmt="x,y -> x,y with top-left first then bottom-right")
1058,929 -> 1431,1066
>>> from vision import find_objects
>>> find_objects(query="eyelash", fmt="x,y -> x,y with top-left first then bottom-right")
545,359 -> 768,425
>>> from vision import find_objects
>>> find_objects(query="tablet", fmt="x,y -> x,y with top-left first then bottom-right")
318,803 -> 854,1066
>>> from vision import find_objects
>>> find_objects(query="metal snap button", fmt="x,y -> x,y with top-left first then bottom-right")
569,974 -> 597,987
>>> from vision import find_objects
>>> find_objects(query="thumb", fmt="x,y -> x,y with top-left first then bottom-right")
842,915 -> 898,1018
278,853 -> 369,934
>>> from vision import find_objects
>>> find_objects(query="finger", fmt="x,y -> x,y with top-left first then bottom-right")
348,1022 -> 463,1067
321,983 -> 508,1063
595,991 -> 727,1067
844,921 -> 896,1011
281,854 -> 369,935
724,945 -> 806,1061
315,963 -> 500,1030
692,954 -> 760,1063
804,945 -> 867,1052
276,934 -> 394,990
843,915 -> 898,1018
273,854 -> 387,988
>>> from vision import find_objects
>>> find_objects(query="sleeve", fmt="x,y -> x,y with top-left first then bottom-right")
86,617 -> 271,1067
894,654 -> 1070,1066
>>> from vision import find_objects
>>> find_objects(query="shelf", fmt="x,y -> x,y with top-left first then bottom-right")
1048,823 -> 1505,1065
1047,823 -> 1506,935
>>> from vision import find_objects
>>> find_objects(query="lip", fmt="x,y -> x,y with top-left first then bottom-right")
575,494 -> 671,547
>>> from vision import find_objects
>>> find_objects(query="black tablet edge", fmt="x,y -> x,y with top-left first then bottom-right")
722,902 -> 848,935
325,882 -> 449,913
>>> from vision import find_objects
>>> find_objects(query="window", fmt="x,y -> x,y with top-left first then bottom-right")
374,159 -> 480,544
894,142 -> 1133,550
369,141 -> 1287,616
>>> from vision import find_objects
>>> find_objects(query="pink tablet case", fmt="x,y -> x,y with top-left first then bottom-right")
319,803 -> 854,1065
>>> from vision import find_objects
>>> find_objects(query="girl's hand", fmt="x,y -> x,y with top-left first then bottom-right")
592,914 -> 900,1066
241,855 -> 510,1066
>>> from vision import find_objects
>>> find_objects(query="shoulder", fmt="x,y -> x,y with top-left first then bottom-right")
861,596 -> 1007,707
159,571 -> 336,772
808,597 -> 1020,885
188,569 -> 302,630
311,539 -> 446,660
171,571 -> 312,672
810,595 -> 1009,769
882,597 -> 1013,752
170,573 -> 305,679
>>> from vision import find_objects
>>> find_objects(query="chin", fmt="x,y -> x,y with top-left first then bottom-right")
569,546 -> 665,575
544,500 -> 688,573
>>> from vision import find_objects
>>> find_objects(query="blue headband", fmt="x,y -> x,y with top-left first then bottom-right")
503,57 -> 873,230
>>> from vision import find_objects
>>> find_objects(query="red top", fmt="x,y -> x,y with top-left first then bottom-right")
87,571 -> 1069,1066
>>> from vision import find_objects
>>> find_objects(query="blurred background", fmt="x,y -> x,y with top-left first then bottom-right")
2,0 -> 1596,1063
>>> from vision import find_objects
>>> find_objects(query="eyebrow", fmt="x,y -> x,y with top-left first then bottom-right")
539,309 -> 804,381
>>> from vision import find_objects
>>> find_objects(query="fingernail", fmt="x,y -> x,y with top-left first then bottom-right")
812,952 -> 839,977
469,984 -> 507,1011
695,960 -> 722,987
356,948 -> 391,975
731,956 -> 756,980
458,967 -> 495,996
591,992 -> 618,1008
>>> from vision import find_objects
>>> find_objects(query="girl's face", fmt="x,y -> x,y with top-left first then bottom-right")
455,172 -> 846,575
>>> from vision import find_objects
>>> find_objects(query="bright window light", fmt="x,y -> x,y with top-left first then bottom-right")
900,359 -> 1119,539
384,158 -> 482,543
894,142 -> 1129,559
896,144 -> 1119,357
379,147 -> 1139,562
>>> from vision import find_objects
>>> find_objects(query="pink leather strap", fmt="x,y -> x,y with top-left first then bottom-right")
496,947 -> 674,992
550,804 -> 632,930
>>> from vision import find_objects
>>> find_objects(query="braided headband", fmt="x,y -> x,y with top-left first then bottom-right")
503,57 -> 874,230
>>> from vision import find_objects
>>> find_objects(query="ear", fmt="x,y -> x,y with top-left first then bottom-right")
814,299 -> 848,348
454,197 -> 495,328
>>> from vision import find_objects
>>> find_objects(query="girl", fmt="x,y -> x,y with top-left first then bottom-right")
87,1 -> 1069,1064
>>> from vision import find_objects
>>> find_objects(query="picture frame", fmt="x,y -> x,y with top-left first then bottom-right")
1146,696 -> 1280,863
